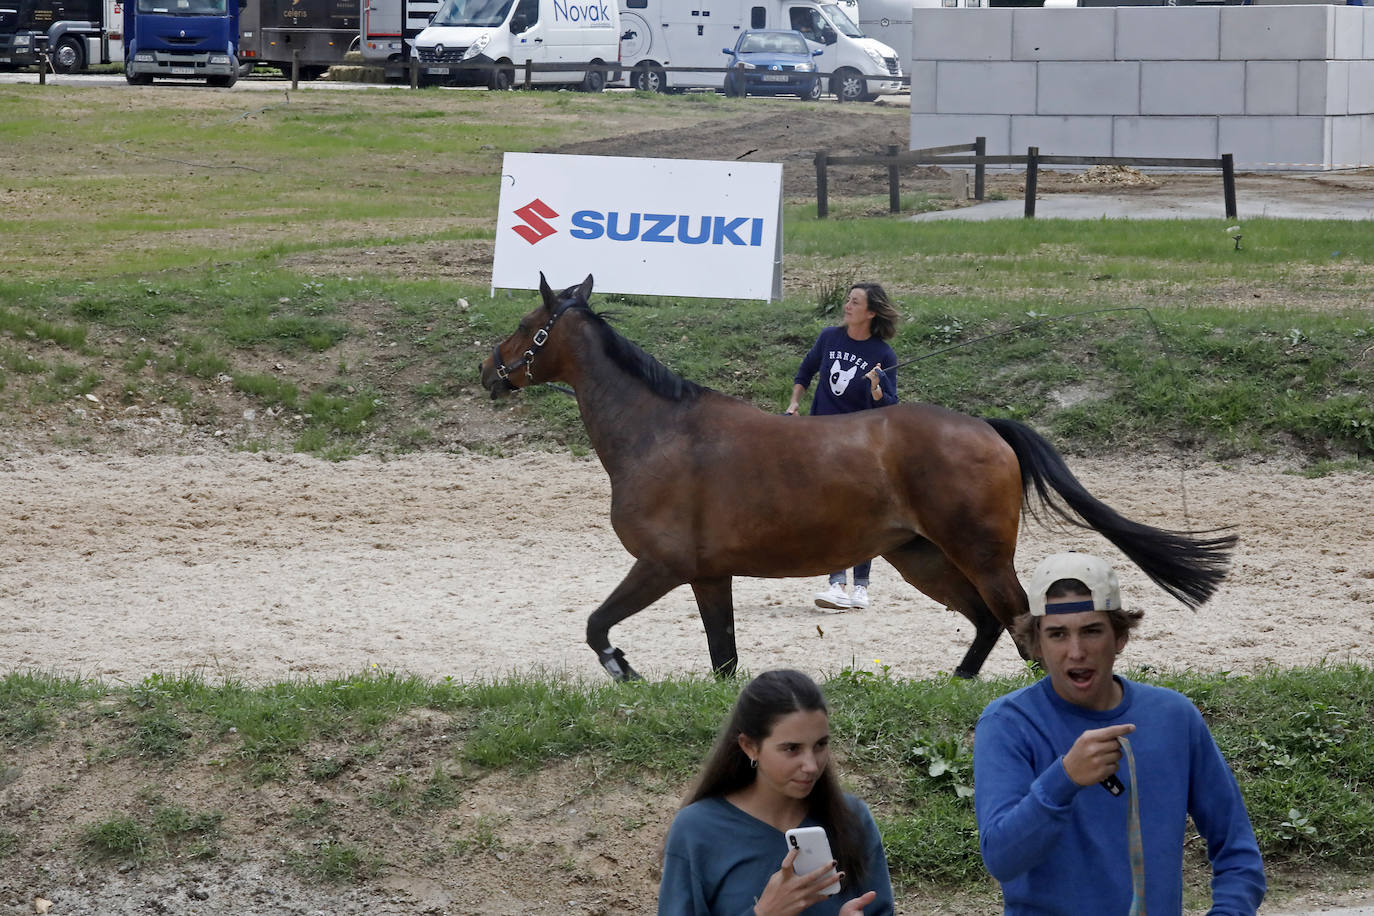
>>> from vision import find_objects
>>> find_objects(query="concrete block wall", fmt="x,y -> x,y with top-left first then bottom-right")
908,6 -> 1374,170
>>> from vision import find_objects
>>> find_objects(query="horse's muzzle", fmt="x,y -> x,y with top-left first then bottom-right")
479,361 -> 518,401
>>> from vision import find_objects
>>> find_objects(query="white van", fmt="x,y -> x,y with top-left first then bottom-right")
619,0 -> 902,102
412,0 -> 621,90
855,0 -> 984,65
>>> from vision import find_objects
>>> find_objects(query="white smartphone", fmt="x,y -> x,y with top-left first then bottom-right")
784,826 -> 840,895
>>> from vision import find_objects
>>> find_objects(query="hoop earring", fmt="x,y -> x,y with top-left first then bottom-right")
750,758 -> 758,769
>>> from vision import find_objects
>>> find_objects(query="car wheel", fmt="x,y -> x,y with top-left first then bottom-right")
832,67 -> 867,103
580,62 -> 606,92
488,61 -> 514,90
723,73 -> 740,97
633,61 -> 666,93
802,78 -> 821,101
51,36 -> 84,74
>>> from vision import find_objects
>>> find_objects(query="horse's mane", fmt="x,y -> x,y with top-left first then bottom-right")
577,305 -> 706,403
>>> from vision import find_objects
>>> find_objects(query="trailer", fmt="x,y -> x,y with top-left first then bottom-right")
0,0 -> 124,72
239,0 -> 358,78
360,0 -> 439,79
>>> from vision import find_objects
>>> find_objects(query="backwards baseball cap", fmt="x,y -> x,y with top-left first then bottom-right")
1028,552 -> 1121,616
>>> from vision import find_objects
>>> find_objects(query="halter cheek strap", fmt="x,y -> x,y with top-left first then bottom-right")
491,297 -> 578,384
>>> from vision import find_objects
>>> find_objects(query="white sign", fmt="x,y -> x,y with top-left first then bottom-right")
492,152 -> 783,301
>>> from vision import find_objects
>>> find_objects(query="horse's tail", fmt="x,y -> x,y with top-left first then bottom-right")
985,417 -> 1237,609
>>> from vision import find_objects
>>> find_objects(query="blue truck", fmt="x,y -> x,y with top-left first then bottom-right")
123,0 -> 240,85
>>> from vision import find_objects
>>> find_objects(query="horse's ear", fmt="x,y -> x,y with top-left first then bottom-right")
538,272 -> 552,304
578,273 -> 594,302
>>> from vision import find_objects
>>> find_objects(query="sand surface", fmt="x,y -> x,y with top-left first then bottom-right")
4,451 -> 1371,685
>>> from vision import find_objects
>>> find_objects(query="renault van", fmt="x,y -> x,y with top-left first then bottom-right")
413,0 -> 621,89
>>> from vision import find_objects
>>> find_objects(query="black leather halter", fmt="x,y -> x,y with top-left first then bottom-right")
490,294 -> 581,387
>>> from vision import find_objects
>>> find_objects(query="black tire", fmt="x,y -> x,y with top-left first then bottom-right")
579,62 -> 606,93
125,69 -> 152,85
632,61 -> 666,93
51,35 -> 84,74
832,67 -> 869,103
723,72 -> 742,98
237,60 -> 255,78
801,78 -> 821,101
488,61 -> 514,91
207,71 -> 238,88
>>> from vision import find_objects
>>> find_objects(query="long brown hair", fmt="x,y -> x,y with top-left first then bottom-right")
680,669 -> 869,886
851,283 -> 898,341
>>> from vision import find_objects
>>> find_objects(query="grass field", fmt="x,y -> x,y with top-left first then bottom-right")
1,84 -> 1372,911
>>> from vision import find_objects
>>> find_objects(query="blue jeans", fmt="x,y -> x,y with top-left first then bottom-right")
829,560 -> 871,588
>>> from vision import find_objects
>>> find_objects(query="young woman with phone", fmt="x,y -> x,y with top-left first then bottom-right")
658,669 -> 894,915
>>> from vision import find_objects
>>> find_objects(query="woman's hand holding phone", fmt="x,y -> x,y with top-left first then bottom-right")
752,847 -> 846,916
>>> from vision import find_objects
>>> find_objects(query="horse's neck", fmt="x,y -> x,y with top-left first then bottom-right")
564,332 -> 687,475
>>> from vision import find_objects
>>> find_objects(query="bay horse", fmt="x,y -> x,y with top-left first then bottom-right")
479,274 -> 1237,681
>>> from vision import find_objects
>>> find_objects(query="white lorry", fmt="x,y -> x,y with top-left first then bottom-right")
853,0 -> 984,64
411,0 -> 621,89
618,0 -> 902,102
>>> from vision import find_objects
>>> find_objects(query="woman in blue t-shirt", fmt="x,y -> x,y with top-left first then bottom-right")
784,283 -> 900,612
658,669 -> 894,916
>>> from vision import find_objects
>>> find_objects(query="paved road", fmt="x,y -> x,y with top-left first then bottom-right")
910,175 -> 1374,222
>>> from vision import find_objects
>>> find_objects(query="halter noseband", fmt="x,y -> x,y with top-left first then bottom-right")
491,295 -> 581,386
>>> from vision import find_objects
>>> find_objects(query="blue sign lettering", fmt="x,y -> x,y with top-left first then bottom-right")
569,210 -> 764,246
552,0 -> 610,22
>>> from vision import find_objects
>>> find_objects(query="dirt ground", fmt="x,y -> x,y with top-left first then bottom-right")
3,90 -> 1374,916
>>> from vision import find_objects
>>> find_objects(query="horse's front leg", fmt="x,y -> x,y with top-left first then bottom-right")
587,558 -> 682,682
690,576 -> 738,678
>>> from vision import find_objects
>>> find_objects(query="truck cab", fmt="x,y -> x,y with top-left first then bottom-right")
123,0 -> 240,85
0,0 -> 123,72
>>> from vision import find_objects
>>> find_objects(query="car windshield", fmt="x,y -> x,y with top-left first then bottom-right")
138,0 -> 226,14
820,2 -> 863,38
739,32 -> 807,55
430,0 -> 514,28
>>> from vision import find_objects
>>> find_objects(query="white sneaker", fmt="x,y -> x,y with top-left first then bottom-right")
850,585 -> 869,609
814,582 -> 852,610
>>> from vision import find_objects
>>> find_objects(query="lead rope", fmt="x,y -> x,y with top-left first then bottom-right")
1120,735 -> 1146,916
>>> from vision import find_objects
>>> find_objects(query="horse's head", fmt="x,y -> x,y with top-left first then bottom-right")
479,272 -> 593,400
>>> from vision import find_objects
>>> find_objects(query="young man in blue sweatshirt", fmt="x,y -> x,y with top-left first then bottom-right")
973,552 -> 1266,916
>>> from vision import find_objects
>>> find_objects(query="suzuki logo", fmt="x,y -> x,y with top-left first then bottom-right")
513,198 -> 559,245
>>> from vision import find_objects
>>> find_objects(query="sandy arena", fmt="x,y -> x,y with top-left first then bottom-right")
4,449 -> 1371,685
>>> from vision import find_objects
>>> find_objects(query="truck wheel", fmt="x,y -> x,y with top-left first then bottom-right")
125,70 -> 153,85
832,67 -> 869,103
51,36 -> 85,74
579,63 -> 606,93
632,62 -> 666,93
488,61 -> 514,91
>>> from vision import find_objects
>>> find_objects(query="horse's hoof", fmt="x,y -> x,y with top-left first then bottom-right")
952,666 -> 979,680
598,647 -> 641,682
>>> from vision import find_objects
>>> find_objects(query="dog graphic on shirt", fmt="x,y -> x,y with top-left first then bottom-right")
828,360 -> 857,397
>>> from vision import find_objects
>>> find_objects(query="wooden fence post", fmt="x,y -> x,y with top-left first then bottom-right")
974,136 -> 986,201
524,59 -> 533,88
291,49 -> 300,91
1024,146 -> 1039,219
1222,153 -> 1237,220
815,150 -> 829,219
887,144 -> 901,214
409,57 -> 418,89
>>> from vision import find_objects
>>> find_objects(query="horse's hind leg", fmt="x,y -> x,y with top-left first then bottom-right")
587,558 -> 682,682
690,576 -> 737,678
882,538 -> 1024,679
